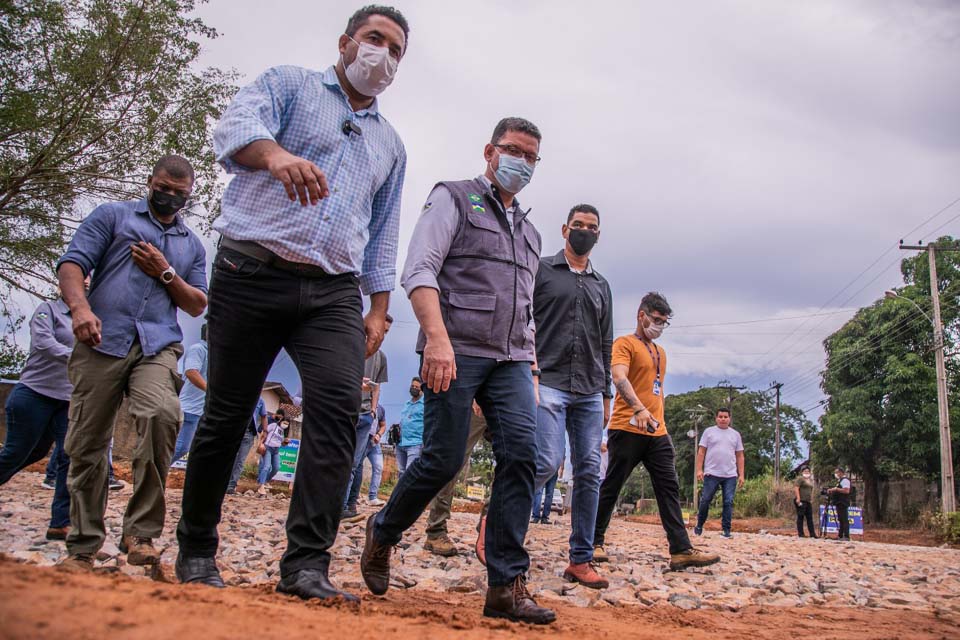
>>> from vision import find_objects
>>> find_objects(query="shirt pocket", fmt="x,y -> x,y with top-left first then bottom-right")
445,290 -> 497,343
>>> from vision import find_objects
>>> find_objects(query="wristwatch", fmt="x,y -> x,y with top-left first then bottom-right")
159,265 -> 176,285
531,369 -> 542,378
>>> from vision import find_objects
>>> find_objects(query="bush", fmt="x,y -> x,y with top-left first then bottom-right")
922,510 -> 960,544
701,475 -> 775,519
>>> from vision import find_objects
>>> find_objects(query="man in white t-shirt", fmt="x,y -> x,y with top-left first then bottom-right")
693,408 -> 744,538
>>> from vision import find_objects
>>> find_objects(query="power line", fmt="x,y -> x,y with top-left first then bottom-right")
739,194 -> 960,387
779,283 -> 960,398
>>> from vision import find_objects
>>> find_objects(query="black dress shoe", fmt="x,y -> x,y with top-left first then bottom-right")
175,552 -> 225,588
277,568 -> 359,603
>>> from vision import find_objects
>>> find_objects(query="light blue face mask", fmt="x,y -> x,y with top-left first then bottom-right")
494,152 -> 535,193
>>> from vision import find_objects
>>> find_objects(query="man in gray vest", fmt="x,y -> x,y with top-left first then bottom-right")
360,117 -> 555,625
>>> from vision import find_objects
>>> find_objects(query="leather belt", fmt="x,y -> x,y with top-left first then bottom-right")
219,237 -> 335,278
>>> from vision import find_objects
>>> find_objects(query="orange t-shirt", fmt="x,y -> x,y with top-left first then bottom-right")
609,333 -> 668,437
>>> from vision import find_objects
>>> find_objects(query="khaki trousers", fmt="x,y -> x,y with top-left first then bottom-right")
65,341 -> 183,555
424,415 -> 486,538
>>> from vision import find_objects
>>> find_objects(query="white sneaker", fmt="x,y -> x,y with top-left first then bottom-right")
368,498 -> 385,506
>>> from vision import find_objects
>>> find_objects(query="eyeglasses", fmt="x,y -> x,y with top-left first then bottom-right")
494,144 -> 541,165
644,313 -> 671,327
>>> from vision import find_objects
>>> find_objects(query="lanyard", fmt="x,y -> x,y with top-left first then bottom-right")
635,334 -> 661,381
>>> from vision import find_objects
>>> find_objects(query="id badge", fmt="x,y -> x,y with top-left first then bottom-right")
653,379 -> 662,396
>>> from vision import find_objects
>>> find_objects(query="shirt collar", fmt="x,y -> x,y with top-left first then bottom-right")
321,65 -> 381,118
548,249 -> 594,275
478,175 -> 519,213
135,199 -> 188,235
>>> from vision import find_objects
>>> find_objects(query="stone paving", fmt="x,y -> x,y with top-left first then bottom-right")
2,471 -> 959,617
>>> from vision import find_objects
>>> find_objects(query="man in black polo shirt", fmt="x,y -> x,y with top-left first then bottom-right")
532,203 -> 613,589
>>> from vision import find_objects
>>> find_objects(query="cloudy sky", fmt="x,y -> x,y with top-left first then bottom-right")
169,0 -> 960,423
19,0 -> 960,427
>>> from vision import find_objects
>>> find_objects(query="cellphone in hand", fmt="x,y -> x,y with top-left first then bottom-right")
630,414 -> 660,434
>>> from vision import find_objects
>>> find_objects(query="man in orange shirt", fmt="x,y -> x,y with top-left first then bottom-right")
592,292 -> 720,571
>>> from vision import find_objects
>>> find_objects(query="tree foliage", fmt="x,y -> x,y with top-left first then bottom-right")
812,237 -> 960,522
0,0 -> 236,300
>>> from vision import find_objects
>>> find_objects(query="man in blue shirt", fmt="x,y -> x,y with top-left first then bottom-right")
396,377 -> 424,476
0,296 -> 75,541
171,323 -> 209,466
56,155 -> 208,571
175,6 -> 410,603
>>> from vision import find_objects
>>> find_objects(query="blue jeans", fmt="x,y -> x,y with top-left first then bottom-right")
373,355 -> 538,587
344,414 -> 375,509
1,384 -> 71,528
696,475 -> 737,533
396,444 -> 421,477
44,441 -> 61,484
171,412 -> 202,465
227,426 -> 257,492
257,446 -> 281,484
532,472 -> 558,520
345,437 -> 384,505
534,384 -> 604,564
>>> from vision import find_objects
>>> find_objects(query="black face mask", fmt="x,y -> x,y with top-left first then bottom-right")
149,189 -> 188,217
409,386 -> 421,398
568,228 -> 598,256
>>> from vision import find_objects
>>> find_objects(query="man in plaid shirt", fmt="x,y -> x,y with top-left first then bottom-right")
175,5 -> 409,604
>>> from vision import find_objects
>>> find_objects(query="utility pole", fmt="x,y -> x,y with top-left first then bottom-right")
716,381 -> 748,425
686,406 -> 708,512
771,382 -> 783,486
898,241 -> 957,514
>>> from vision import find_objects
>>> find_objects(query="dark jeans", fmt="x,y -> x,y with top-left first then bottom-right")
532,472 -> 558,520
835,502 -> 850,539
177,248 -> 365,578
1,384 -> 71,528
696,475 -> 737,533
373,355 -> 538,587
796,500 -> 816,537
595,429 -> 691,555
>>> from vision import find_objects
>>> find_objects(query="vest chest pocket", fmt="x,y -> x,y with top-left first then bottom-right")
456,212 -> 505,256
445,291 -> 497,343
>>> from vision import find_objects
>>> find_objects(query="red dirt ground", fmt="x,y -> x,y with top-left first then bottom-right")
1,555 -> 956,640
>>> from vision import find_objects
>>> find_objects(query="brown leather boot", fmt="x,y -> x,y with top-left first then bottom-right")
360,513 -> 392,595
424,534 -> 458,557
563,561 -> 609,589
45,526 -> 70,541
58,553 -> 95,572
592,544 -> 609,562
483,575 -> 556,625
475,515 -> 487,566
669,547 -> 720,571
119,536 -> 160,566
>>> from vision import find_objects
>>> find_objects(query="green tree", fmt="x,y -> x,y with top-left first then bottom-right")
0,0 -> 236,302
812,237 -> 960,522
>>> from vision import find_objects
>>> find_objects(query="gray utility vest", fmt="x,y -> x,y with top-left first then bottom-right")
416,177 -> 542,361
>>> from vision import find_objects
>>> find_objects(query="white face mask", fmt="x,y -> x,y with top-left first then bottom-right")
802,472 -> 811,478
642,318 -> 664,340
343,37 -> 398,97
